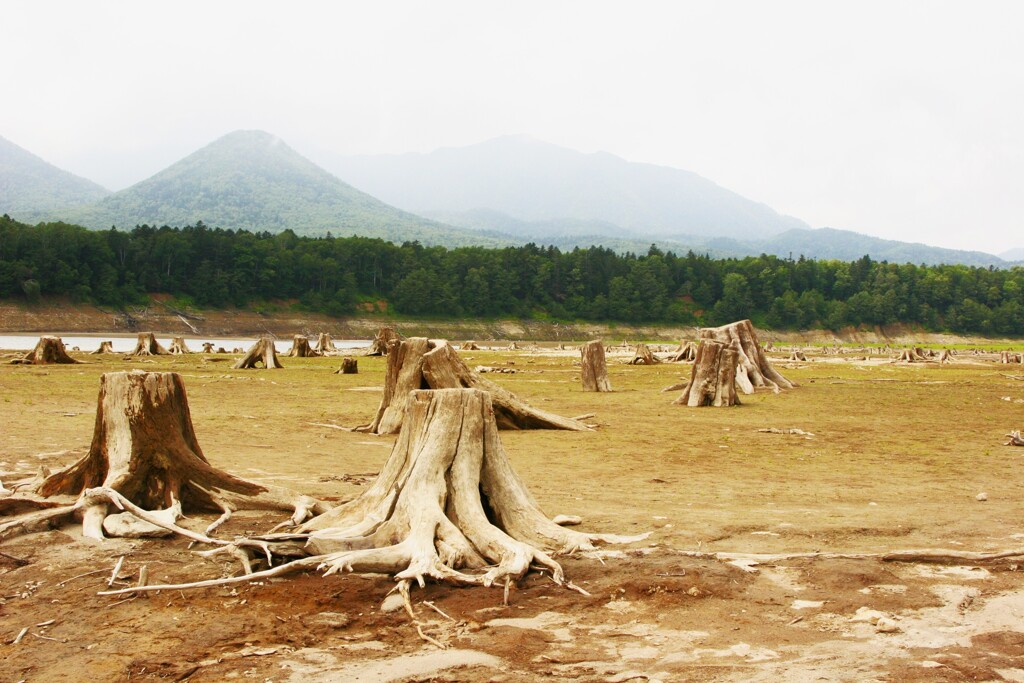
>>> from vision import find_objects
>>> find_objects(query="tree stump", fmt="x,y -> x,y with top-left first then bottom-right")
938,349 -> 953,363
168,337 -> 192,354
91,341 -> 114,355
201,342 -> 215,353
367,326 -> 400,356
1006,430 -> 1024,446
666,341 -> 697,363
233,338 -> 283,369
315,333 -> 334,355
33,371 -> 326,539
698,320 -> 793,392
790,350 -> 807,361
896,348 -> 927,363
356,338 -> 590,434
580,340 -> 612,392
1000,351 -> 1023,364
303,388 -> 644,588
627,343 -> 661,365
673,340 -> 740,407
11,336 -> 82,365
287,335 -> 319,357
335,357 -> 358,374
462,341 -> 480,351
129,332 -> 169,356
507,342 -> 520,351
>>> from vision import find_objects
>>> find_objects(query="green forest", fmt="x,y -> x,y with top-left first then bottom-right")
2,215 -> 1023,335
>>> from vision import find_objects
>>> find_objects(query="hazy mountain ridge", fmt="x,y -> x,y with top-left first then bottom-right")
0,134 -> 110,216
322,135 -> 808,241
40,131 -> 515,247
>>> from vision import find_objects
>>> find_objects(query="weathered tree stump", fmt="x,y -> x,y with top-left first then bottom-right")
129,332 -> 169,356
627,342 -> 661,365
580,340 -> 612,392
1000,351 -> 1023,364
673,340 -> 740,407
896,348 -> 927,363
91,341 -> 114,355
201,342 -> 215,353
666,341 -> 697,363
462,341 -> 480,351
315,333 -> 335,355
233,338 -> 283,369
938,349 -> 954,363
356,338 -> 590,434
287,335 -> 319,357
168,337 -> 192,354
11,336 -> 82,365
1006,430 -> 1024,446
24,371 -> 326,539
304,388 -> 643,588
366,326 -> 400,356
790,350 -> 807,361
698,320 -> 793,392
507,342 -> 520,351
335,357 -> 358,374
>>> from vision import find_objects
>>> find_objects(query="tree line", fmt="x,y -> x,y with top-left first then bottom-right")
1,215 -> 1023,335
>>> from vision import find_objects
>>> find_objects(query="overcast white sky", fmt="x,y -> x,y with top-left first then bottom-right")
3,1 -> 1022,254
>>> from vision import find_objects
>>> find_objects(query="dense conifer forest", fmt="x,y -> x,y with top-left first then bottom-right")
2,215 -> 1022,334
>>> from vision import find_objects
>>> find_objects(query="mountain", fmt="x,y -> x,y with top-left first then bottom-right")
999,247 -> 1024,262
322,135 -> 808,242
0,135 -> 110,217
54,130 -> 513,246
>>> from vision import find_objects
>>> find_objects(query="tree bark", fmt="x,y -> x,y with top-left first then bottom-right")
233,338 -> 283,369
580,340 -> 612,392
34,371 -> 325,539
698,320 -> 793,391
367,326 -> 400,356
11,336 -> 82,365
303,388 -> 643,588
356,338 -> 591,434
168,337 -> 192,354
627,343 -> 661,365
673,340 -> 740,407
129,332 -> 169,356
287,335 -> 319,357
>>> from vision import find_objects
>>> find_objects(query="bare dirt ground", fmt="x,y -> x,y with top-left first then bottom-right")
2,339 -> 1024,682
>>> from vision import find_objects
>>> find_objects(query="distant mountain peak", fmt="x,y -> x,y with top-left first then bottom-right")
0,134 -> 110,217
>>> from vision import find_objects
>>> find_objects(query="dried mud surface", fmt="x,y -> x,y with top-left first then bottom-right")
2,342 -> 1024,682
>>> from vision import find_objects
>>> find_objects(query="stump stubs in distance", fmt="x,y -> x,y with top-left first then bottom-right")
201,342 -> 215,353
673,340 -> 740,407
168,337 -> 192,354
580,340 -> 612,392
698,320 -> 793,393
627,343 -> 662,365
666,341 -> 697,363
129,332 -> 169,356
335,357 -> 358,374
233,338 -> 283,369
11,336 -> 82,365
287,335 -> 319,357
367,326 -> 400,356
34,370 -> 325,539
356,338 -> 591,434
304,388 -> 644,588
91,341 -> 114,355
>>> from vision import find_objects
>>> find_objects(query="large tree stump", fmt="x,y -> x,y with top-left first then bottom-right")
580,340 -> 612,392
168,337 -> 192,354
287,335 -> 319,357
233,338 -> 283,369
30,371 -> 326,539
698,320 -> 793,392
367,326 -> 400,356
11,336 -> 82,365
627,343 -> 661,365
91,341 -> 114,355
673,340 -> 740,407
129,332 -> 169,356
315,333 -> 335,355
335,357 -> 358,374
356,338 -> 590,434
304,388 -> 643,589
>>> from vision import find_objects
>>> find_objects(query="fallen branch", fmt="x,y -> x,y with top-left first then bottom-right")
758,427 -> 815,437
672,547 -> 1024,568
1006,430 -> 1024,446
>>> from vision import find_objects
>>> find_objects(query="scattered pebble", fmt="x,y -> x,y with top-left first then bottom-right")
976,492 -> 988,501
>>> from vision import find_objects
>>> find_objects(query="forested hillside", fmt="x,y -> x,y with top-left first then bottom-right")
1,216 -> 1022,335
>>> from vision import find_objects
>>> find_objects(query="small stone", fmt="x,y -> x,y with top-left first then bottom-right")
381,593 -> 405,613
687,586 -> 701,597
307,611 -> 350,628
875,617 -> 900,633
976,492 -> 988,501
